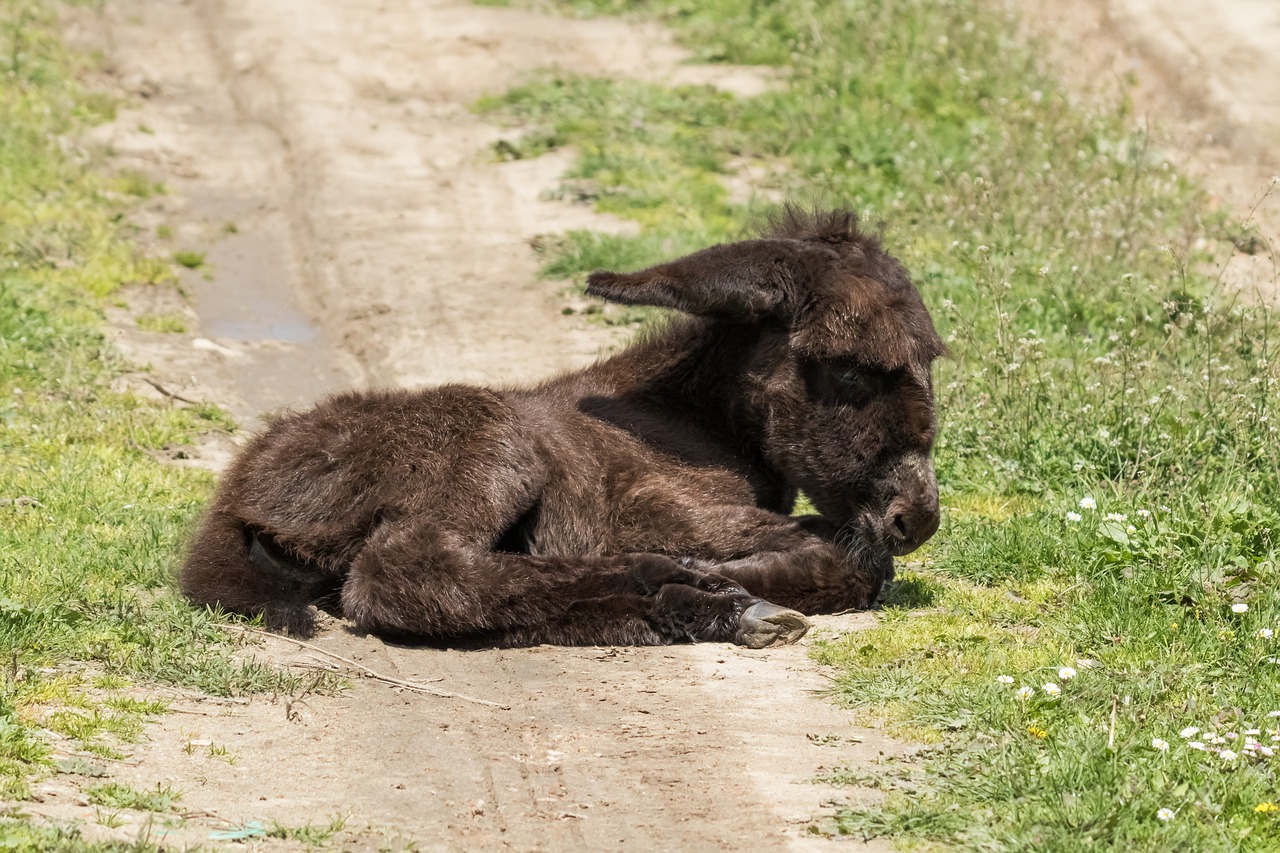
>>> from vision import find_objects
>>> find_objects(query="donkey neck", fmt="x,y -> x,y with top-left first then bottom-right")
597,317 -> 781,458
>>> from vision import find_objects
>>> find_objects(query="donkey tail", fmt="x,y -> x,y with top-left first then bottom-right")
179,507 -> 323,636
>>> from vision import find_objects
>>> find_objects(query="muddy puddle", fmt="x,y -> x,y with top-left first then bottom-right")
178,189 -> 352,418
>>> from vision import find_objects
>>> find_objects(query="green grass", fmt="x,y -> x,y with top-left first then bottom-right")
267,815 -> 348,846
479,0 -> 1279,848
86,782 -> 182,813
0,0 -> 305,805
171,250 -> 205,270
134,312 -> 188,334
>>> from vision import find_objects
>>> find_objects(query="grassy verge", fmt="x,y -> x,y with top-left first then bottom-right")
0,0 -> 299,833
477,0 -> 1280,848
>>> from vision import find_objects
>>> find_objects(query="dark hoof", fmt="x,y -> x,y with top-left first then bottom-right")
735,602 -> 811,649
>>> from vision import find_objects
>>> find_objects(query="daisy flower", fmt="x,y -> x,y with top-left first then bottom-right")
1016,686 -> 1034,701
1157,808 -> 1175,821
1180,726 -> 1200,739
1151,738 -> 1170,752
1042,683 -> 1061,698
1232,603 -> 1249,614
1079,497 -> 1097,510
996,675 -> 1015,685
1065,511 -> 1082,522
1058,666 -> 1077,680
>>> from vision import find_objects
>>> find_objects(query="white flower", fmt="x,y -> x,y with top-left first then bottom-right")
996,675 -> 1015,685
1180,726 -> 1200,739
1157,807 -> 1175,821
1187,742 -> 1206,750
1221,749 -> 1238,762
1159,505 -> 1171,512
1105,512 -> 1127,522
1259,629 -> 1275,639
1066,511 -> 1082,522
1077,659 -> 1098,669
1137,509 -> 1151,518
1016,686 -> 1034,700
1225,732 -> 1238,740
1268,711 -> 1280,718
1205,733 -> 1226,745
1152,738 -> 1170,752
1261,746 -> 1275,758
1232,603 -> 1249,614
1126,525 -> 1137,534
1058,667 -> 1077,680
1042,683 -> 1061,697
1246,729 -> 1261,736
1098,428 -> 1111,439
1079,497 -> 1097,510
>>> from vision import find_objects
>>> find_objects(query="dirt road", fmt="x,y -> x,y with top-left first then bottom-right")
51,0 -> 900,849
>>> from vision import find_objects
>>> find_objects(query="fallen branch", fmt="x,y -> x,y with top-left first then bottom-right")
245,628 -> 511,710
142,376 -> 201,405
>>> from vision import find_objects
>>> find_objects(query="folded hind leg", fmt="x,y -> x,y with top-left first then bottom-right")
338,519 -> 807,646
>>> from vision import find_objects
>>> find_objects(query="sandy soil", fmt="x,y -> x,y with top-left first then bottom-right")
29,615 -> 905,851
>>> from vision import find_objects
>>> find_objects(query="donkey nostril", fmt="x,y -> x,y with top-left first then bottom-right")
892,514 -> 909,540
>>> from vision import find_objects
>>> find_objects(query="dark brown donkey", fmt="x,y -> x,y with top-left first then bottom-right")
181,207 -> 945,648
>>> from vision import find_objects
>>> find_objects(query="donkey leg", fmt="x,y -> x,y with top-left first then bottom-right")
338,519 -> 808,646
712,539 -> 883,613
688,508 -> 888,613
494,585 -> 808,648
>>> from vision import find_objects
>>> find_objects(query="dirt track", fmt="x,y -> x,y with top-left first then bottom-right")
41,0 -> 1280,847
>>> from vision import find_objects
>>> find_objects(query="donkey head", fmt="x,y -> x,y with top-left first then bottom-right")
586,206 -> 946,569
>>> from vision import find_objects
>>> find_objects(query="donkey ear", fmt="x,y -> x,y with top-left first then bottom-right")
586,239 -> 824,320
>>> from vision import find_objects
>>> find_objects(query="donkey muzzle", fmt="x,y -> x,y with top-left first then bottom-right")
883,452 -> 940,555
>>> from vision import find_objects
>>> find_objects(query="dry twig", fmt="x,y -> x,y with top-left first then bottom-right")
142,376 -> 201,405
245,628 -> 511,710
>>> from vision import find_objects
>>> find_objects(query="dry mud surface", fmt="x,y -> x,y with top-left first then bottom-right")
41,0 -> 1280,848
32,616 -> 903,851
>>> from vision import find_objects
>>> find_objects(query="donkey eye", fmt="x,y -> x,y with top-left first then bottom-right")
832,367 -> 873,398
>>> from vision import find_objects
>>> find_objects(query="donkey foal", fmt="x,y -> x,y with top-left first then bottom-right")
181,207 -> 945,648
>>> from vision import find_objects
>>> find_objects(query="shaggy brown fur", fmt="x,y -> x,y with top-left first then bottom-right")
181,206 -> 946,647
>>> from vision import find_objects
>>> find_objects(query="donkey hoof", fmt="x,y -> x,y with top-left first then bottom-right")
736,602 -> 811,649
